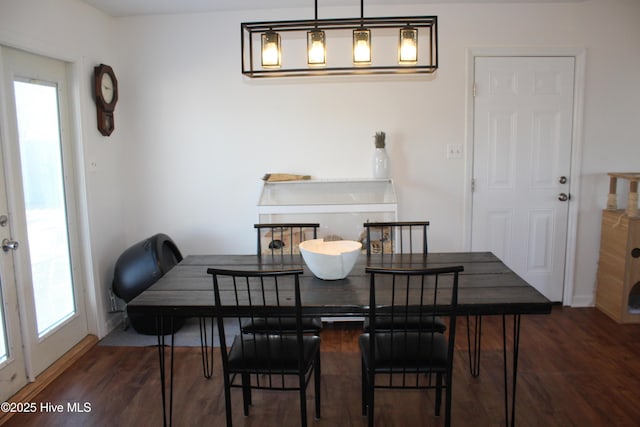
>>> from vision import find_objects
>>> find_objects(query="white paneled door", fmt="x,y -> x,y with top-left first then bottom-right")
471,56 -> 575,302
0,46 -> 87,401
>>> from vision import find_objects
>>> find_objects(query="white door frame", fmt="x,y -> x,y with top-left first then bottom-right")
463,47 -> 586,306
0,44 -> 100,380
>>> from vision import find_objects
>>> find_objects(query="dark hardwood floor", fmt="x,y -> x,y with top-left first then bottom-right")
3,307 -> 640,426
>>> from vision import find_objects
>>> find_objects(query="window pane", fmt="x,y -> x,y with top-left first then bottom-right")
13,81 -> 75,337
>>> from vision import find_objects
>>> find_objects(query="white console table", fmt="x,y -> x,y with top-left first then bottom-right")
257,179 -> 398,241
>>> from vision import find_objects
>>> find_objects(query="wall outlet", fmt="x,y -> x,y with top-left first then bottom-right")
446,144 -> 463,159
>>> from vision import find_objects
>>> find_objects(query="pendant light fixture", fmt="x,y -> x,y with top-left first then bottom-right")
241,1 -> 438,77
307,0 -> 326,66
352,29 -> 372,65
399,26 -> 418,64
353,0 -> 371,65
307,30 -> 326,66
261,30 -> 281,69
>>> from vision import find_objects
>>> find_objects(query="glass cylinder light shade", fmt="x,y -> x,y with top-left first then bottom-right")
307,29 -> 326,66
261,31 -> 281,69
353,29 -> 371,65
399,27 -> 418,64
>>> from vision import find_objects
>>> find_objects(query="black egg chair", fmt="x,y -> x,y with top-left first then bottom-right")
112,233 -> 185,335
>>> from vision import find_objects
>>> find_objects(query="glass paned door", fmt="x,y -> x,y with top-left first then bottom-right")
0,46 -> 87,390
13,80 -> 76,337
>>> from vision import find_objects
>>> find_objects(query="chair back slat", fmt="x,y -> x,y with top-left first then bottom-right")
209,268 -> 304,379
363,221 -> 429,255
255,223 -> 320,256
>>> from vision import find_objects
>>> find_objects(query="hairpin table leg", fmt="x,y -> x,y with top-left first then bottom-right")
199,316 -> 215,379
157,316 -> 175,427
502,314 -> 521,427
466,314 -> 482,377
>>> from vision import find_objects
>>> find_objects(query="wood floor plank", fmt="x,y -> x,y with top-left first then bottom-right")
3,307 -> 640,426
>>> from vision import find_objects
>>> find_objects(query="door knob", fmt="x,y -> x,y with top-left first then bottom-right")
558,193 -> 570,202
2,238 -> 19,252
559,176 -> 568,184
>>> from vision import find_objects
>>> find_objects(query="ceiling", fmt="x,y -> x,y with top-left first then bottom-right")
81,0 -> 584,17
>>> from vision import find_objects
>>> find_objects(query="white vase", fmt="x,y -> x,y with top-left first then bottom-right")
372,148 -> 390,179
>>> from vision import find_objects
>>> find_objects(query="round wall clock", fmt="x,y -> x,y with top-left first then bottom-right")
94,64 -> 118,136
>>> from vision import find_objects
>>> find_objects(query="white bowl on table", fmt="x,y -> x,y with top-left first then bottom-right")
299,239 -> 362,280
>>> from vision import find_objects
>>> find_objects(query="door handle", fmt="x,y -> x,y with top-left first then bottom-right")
558,193 -> 570,202
2,238 -> 19,252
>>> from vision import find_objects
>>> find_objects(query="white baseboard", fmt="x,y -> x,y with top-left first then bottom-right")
103,311 -> 126,338
568,294 -> 595,307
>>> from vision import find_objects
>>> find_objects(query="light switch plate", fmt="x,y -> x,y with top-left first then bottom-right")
446,144 -> 463,159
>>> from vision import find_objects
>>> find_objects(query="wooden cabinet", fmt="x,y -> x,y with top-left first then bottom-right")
595,173 -> 640,323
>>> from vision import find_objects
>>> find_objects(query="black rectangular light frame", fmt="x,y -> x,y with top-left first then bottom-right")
241,16 -> 438,78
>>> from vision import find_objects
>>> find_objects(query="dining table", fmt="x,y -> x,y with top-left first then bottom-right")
127,251 -> 552,427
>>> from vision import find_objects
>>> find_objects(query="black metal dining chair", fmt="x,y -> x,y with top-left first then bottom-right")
199,223 -> 323,378
362,221 -> 447,334
360,265 -> 463,427
243,223 -> 323,335
362,221 -> 480,378
362,220 -> 430,255
208,267 -> 321,427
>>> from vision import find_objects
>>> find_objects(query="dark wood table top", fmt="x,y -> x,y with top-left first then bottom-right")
127,252 -> 552,318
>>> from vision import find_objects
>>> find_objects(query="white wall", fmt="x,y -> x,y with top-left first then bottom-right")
2,0 -> 639,338
114,0 -> 640,308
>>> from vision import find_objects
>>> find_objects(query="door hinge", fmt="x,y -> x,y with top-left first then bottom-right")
473,82 -> 477,97
471,178 -> 476,192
